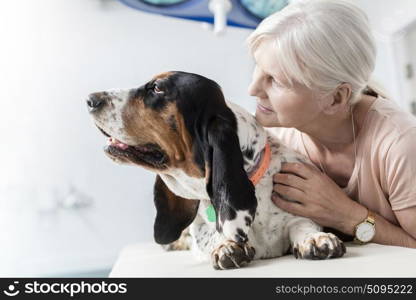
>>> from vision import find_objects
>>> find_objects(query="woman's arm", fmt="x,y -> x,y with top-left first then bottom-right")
394,207 -> 416,240
272,162 -> 416,248
341,204 -> 416,248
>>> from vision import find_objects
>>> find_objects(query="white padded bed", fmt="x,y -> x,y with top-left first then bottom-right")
110,242 -> 416,277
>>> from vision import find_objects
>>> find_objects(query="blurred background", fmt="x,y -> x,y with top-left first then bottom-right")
0,0 -> 415,277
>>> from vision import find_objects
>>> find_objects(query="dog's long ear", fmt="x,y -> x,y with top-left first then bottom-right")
172,72 -> 257,243
203,115 -> 257,243
153,175 -> 199,244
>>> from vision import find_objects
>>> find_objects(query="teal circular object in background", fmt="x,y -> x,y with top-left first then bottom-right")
141,0 -> 188,6
240,0 -> 289,19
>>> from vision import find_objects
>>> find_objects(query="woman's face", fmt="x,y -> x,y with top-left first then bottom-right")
248,39 -> 325,129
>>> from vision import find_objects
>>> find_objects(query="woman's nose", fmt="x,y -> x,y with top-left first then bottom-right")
248,78 -> 266,98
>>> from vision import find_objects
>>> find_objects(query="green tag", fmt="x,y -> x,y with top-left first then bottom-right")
205,204 -> 216,222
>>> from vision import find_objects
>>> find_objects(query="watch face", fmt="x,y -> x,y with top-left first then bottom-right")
356,222 -> 375,242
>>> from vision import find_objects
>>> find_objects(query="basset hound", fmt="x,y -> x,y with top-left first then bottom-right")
87,71 -> 346,270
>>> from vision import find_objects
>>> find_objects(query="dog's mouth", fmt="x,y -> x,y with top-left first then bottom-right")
96,125 -> 168,168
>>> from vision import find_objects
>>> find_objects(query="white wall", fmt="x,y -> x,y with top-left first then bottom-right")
346,0 -> 416,109
0,0 -> 254,276
1,0 -> 415,276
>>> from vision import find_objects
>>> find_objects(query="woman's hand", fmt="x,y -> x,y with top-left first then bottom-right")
272,162 -> 367,234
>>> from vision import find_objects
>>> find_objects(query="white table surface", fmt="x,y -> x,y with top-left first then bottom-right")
110,242 -> 416,277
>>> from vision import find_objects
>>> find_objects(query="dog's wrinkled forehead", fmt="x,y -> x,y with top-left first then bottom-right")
131,71 -> 209,111
127,71 -> 227,130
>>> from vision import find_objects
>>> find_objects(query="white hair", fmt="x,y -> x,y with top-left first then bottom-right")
247,0 -> 384,104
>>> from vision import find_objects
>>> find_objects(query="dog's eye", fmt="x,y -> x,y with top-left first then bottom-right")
154,85 -> 163,94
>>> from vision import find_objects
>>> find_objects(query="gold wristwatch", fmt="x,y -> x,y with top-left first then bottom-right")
353,209 -> 376,244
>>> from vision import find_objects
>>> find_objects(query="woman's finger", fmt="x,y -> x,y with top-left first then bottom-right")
273,183 -> 305,202
280,162 -> 313,179
271,193 -> 305,216
273,172 -> 306,191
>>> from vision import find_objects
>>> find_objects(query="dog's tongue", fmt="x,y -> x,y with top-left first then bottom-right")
108,137 -> 129,150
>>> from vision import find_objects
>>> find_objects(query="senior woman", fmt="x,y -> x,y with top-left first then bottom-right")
247,0 -> 416,248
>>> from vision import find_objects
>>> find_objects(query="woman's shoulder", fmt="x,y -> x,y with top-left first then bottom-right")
364,96 -> 416,164
266,127 -> 300,144
369,98 -> 416,210
265,127 -> 306,155
368,96 -> 416,137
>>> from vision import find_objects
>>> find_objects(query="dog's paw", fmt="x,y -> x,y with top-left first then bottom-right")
293,232 -> 346,260
211,240 -> 255,270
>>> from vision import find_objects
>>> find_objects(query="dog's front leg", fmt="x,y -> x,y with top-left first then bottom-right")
286,216 -> 346,259
218,207 -> 255,244
190,220 -> 255,270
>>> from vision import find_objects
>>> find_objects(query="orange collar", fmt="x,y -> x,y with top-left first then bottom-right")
249,142 -> 271,185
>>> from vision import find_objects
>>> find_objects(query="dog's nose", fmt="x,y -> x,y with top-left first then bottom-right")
86,92 -> 106,113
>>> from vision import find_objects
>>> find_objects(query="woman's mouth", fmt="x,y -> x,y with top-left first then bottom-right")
256,102 -> 274,114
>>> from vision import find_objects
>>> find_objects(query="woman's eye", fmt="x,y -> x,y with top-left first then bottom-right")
271,77 -> 281,87
154,85 -> 163,94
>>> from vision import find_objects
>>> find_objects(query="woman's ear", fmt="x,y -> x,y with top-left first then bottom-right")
323,83 -> 352,115
153,175 -> 199,244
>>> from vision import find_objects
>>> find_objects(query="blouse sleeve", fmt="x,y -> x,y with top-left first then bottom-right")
385,128 -> 416,210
